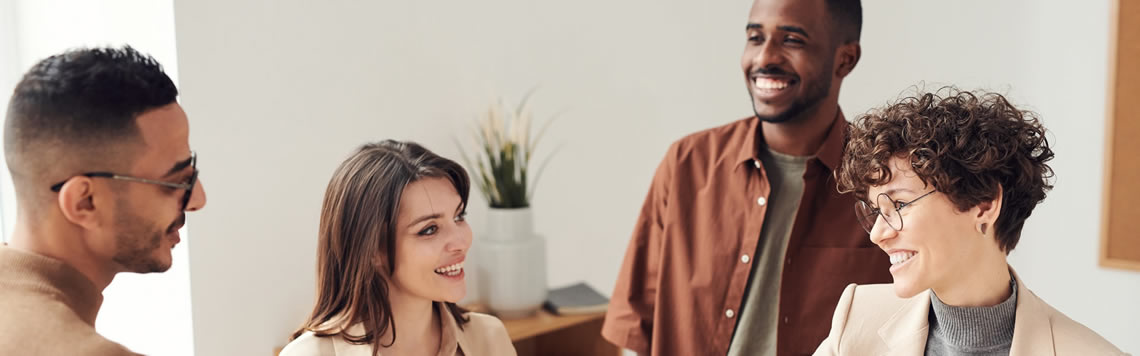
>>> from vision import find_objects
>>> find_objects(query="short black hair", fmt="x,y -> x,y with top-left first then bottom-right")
4,46 -> 177,189
826,0 -> 862,43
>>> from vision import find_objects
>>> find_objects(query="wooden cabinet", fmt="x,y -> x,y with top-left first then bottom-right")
1103,0 -> 1140,271
499,309 -> 620,356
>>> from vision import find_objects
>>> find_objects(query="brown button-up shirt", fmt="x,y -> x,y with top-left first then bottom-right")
602,113 -> 892,356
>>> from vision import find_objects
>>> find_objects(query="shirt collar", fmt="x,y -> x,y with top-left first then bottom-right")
736,109 -> 848,171
437,302 -> 466,355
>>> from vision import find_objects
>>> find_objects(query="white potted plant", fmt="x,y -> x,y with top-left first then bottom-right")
459,92 -> 555,318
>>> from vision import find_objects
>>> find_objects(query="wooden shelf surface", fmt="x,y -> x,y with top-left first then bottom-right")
499,309 -> 606,341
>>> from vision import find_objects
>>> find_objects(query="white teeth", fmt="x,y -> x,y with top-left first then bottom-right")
434,262 -> 464,275
753,77 -> 790,90
889,252 -> 916,265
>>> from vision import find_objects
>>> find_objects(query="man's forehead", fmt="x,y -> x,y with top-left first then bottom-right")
748,0 -> 826,24
133,103 -> 191,173
752,0 -> 825,20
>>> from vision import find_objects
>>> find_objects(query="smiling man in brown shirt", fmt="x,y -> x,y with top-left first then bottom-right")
602,0 -> 891,355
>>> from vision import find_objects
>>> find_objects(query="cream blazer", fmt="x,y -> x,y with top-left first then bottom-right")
813,269 -> 1127,356
281,303 -> 517,356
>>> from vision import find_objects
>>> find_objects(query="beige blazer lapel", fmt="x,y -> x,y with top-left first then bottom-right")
1008,269 -> 1056,356
878,289 -> 932,356
331,304 -> 464,356
437,302 -> 463,356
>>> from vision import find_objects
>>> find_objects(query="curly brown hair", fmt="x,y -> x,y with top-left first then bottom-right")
836,88 -> 1055,252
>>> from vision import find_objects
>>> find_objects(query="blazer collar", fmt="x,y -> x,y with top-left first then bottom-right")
734,109 -> 848,172
333,302 -> 466,356
876,267 -> 1056,356
1008,269 -> 1055,356
439,302 -> 469,354
877,289 -> 931,355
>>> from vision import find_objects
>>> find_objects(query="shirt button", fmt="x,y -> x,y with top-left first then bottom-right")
753,160 -> 762,169
741,254 -> 751,263
726,309 -> 735,318
784,317 -> 790,324
757,196 -> 767,206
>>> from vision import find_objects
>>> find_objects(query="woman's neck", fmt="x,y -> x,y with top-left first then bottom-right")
933,252 -> 1012,307
380,289 -> 441,355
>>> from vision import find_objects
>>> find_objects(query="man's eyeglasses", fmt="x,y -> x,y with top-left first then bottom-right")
49,153 -> 199,211
854,190 -> 936,233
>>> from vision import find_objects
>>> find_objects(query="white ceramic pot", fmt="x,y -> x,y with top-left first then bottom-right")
483,207 -> 535,243
476,207 -> 548,318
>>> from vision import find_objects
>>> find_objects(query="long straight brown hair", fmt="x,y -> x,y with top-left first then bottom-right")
292,140 -> 470,354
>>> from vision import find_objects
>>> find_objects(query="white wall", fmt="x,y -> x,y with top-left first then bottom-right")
0,0 -> 20,242
173,1 -> 752,354
2,1 -> 195,355
173,0 -> 1138,354
1001,1 -> 1140,350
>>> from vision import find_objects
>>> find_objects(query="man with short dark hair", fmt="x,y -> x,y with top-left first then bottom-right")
602,0 -> 891,355
0,46 -> 206,354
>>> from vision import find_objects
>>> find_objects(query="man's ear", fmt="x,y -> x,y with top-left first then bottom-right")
835,42 -> 861,79
974,185 -> 1004,235
57,178 -> 103,230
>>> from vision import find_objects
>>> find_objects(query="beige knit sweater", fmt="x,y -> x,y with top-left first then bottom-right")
0,246 -> 142,355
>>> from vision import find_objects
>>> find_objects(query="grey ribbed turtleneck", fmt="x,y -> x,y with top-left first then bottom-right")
924,278 -> 1017,356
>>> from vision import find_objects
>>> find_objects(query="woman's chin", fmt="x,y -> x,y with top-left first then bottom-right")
440,288 -> 467,303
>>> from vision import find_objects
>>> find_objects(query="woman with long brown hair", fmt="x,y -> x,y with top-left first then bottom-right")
280,140 -> 516,356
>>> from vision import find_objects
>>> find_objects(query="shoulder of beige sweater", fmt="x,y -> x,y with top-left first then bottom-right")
34,319 -> 142,356
77,336 -> 143,356
278,331 -> 337,356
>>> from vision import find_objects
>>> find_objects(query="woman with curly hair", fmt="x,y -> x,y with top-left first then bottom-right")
813,89 -> 1125,355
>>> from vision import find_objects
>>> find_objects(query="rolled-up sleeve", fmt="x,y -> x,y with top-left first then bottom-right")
602,142 -> 677,354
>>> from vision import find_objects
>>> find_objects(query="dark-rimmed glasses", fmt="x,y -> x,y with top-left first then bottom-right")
854,190 -> 935,233
49,153 -> 198,211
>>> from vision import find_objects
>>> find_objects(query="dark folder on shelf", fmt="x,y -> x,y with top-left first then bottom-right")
544,282 -> 609,315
